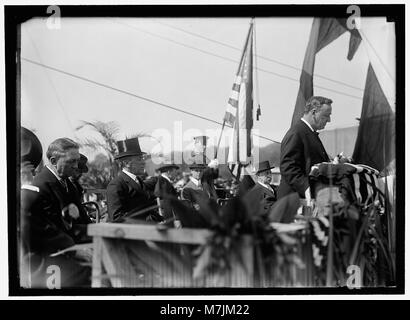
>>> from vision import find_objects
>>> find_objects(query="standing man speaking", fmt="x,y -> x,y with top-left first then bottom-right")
278,96 -> 332,202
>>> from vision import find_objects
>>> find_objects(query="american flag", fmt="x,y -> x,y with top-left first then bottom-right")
225,21 -> 254,169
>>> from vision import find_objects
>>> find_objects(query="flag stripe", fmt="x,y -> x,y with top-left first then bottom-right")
227,22 -> 254,167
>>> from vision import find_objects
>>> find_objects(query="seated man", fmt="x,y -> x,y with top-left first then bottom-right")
181,160 -> 219,210
154,163 -> 180,220
23,137 -> 91,287
181,163 -> 208,210
243,161 -> 277,221
68,153 -> 93,225
106,137 -> 161,222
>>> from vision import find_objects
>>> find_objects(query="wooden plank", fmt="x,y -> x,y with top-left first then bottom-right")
100,239 -> 139,287
91,237 -> 103,288
88,223 -> 213,245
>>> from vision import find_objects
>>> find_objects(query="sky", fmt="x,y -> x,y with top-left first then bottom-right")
21,17 -> 375,159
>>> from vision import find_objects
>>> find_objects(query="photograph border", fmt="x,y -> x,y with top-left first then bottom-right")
5,3 -> 405,296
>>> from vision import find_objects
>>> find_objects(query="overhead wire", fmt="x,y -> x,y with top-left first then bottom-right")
23,25 -> 77,136
22,57 -> 281,144
153,18 -> 366,93
107,18 -> 363,101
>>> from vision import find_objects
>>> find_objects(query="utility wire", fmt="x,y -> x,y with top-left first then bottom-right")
152,18 -> 366,92
22,57 -> 281,144
359,30 -> 395,84
107,18 -> 363,101
23,26 -> 76,135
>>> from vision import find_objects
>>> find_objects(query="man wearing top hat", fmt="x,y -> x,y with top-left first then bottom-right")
106,137 -> 161,223
243,161 -> 277,220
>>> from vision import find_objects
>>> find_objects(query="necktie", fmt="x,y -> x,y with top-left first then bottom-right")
60,178 -> 69,192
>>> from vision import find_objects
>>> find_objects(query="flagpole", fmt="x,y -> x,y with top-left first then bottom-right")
214,120 -> 226,158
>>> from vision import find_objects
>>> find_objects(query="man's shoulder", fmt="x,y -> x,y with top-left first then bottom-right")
288,120 -> 308,133
249,183 -> 266,195
107,173 -> 126,188
32,168 -> 56,191
282,120 -> 308,142
183,180 -> 198,190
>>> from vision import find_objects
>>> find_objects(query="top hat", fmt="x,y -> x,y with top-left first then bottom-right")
115,137 -> 146,160
21,127 -> 43,169
78,154 -> 89,173
157,163 -> 179,173
255,161 -> 275,174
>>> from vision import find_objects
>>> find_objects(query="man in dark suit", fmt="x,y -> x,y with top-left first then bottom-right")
106,137 -> 161,222
24,137 -> 91,287
154,163 -> 179,221
278,96 -> 332,202
30,138 -> 91,250
68,153 -> 93,225
243,161 -> 277,220
181,163 -> 214,210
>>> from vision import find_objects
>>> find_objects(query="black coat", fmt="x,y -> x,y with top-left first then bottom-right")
106,171 -> 158,222
243,182 -> 277,219
67,178 -> 93,224
21,186 -> 75,256
181,180 -> 209,207
27,167 -> 89,255
154,175 -> 178,220
278,120 -> 330,199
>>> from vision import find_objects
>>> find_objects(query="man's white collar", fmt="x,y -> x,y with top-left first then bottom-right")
122,168 -> 138,181
301,118 -> 315,132
257,181 -> 274,192
190,176 -> 200,186
161,173 -> 172,183
46,165 -> 62,181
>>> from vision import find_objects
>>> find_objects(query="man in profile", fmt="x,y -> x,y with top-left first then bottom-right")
154,163 -> 180,221
278,96 -> 332,202
106,137 -> 160,222
25,137 -> 91,287
243,161 -> 277,221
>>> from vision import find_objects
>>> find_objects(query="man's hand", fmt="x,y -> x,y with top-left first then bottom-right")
62,203 -> 80,220
333,152 -> 352,164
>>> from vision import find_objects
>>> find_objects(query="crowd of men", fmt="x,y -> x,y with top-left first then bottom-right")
20,95 -> 343,288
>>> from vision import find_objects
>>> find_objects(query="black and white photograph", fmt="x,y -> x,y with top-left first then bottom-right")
4,3 -> 404,297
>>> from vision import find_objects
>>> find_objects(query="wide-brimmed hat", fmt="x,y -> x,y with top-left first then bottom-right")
21,127 -> 43,169
255,161 -> 275,174
157,163 -> 179,173
114,137 -> 146,160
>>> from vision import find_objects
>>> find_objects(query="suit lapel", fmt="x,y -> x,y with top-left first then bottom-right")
315,132 -> 330,161
42,172 -> 73,231
121,172 -> 143,192
257,183 -> 275,197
